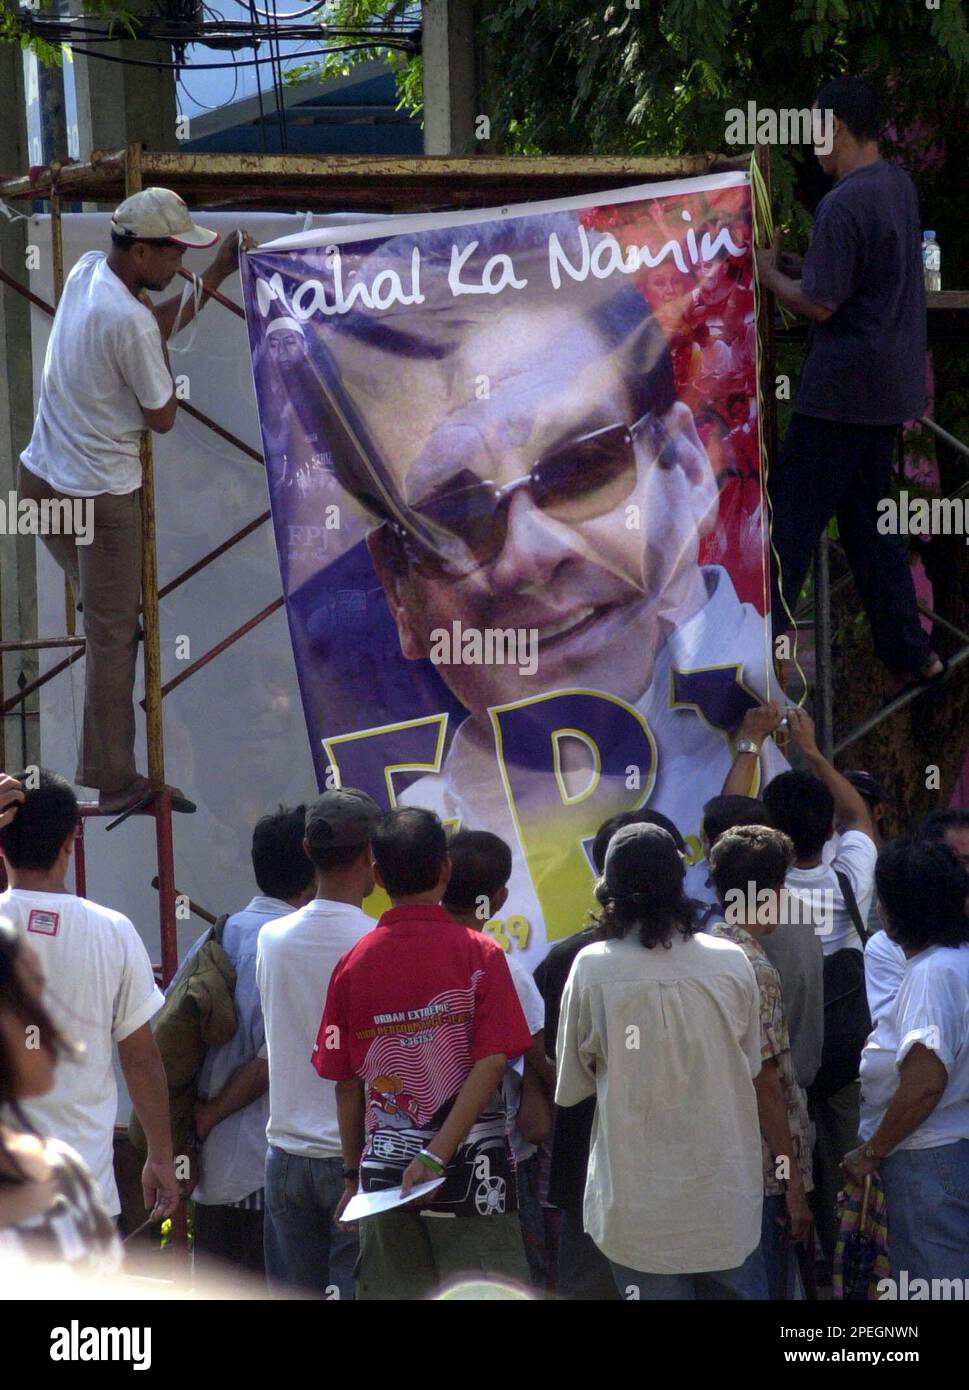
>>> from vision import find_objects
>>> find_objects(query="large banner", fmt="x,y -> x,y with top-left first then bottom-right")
241,172 -> 783,973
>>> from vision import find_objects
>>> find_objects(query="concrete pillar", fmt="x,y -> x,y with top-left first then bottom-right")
0,44 -> 40,765
70,0 -> 179,158
38,0 -> 70,163
421,0 -> 480,156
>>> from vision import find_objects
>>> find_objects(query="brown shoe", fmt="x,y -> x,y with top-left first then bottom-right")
99,776 -> 195,815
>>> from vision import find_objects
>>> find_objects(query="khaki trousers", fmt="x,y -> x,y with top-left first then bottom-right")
19,462 -> 142,792
356,1208 -> 530,1300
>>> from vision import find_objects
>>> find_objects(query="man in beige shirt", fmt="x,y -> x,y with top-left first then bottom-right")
555,822 -> 766,1299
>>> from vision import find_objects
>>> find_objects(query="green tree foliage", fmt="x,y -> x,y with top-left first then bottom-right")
311,0 -> 969,253
290,0 -> 421,107
1,0 -> 138,66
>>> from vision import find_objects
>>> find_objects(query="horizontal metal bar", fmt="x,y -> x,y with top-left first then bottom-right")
0,271 -> 264,466
915,601 -> 969,647
1,511 -> 272,712
2,647 -> 84,713
158,510 -> 271,600
834,643 -> 969,756
176,267 -> 244,320
0,636 -> 86,652
177,399 -> 264,465
0,150 -> 749,210
920,415 -> 969,460
142,596 -> 284,705
0,264 -> 57,315
150,875 -> 217,926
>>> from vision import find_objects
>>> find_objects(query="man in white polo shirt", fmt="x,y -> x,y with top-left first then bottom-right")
256,788 -> 379,1300
18,189 -> 253,812
0,769 -> 179,1222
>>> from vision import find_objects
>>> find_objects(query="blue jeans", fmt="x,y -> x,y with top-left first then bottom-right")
558,1210 -> 621,1300
880,1140 -> 969,1282
263,1146 -> 358,1300
516,1154 -> 548,1289
611,1243 -> 767,1300
761,1193 -> 795,1300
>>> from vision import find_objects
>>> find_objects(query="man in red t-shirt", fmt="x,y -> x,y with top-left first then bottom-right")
314,807 -> 533,1299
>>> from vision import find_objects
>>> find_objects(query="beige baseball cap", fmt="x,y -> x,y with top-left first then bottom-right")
111,187 -> 218,248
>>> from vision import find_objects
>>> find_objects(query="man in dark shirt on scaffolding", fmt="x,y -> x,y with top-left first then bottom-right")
757,76 -> 943,696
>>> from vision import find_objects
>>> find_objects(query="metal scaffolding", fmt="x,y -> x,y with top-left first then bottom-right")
0,143 -> 758,972
0,145 -> 759,1249
4,142 -> 960,1248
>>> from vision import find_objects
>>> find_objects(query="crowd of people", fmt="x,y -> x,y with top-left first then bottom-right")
1,72 -> 965,1301
0,705 -> 967,1301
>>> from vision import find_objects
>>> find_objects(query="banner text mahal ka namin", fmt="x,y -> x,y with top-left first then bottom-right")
241,172 -> 785,974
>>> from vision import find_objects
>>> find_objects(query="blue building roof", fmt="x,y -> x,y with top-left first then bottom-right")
182,60 -> 422,156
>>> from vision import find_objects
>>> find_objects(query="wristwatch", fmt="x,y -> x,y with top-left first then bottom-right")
735,737 -> 761,756
863,1143 -> 882,1162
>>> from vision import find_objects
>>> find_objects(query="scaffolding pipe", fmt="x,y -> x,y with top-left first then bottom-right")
0,268 -> 266,469
813,532 -> 834,762
1,508 -> 275,713
0,636 -> 87,653
147,596 -> 284,704
120,150 -> 181,1262
176,266 -> 245,320
157,510 -> 271,600
920,414 -> 969,461
2,647 -> 83,714
178,399 -> 264,465
50,186 -> 76,640
150,875 -> 217,926
153,792 -> 178,985
834,643 -> 969,756
74,820 -> 87,899
126,145 -> 166,794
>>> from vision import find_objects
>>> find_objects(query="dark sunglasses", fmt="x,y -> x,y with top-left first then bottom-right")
386,408 -> 676,578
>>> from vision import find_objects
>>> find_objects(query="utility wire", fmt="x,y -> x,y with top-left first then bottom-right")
245,0 -> 327,19
247,0 -> 268,152
269,0 -> 288,152
179,2 -> 240,107
67,41 -> 377,69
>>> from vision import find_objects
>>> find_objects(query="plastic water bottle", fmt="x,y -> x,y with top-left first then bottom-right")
922,230 -> 941,293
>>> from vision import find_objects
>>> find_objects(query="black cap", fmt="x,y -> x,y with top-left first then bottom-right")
305,788 -> 380,851
844,770 -> 890,806
602,822 -> 685,899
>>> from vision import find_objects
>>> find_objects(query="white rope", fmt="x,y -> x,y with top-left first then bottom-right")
0,199 -> 31,224
167,270 -> 204,354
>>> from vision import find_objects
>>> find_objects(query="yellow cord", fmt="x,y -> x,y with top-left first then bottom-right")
749,154 -> 808,710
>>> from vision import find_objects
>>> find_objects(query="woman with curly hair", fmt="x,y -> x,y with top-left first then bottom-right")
555,821 -> 767,1299
843,837 -> 969,1282
0,917 -> 121,1278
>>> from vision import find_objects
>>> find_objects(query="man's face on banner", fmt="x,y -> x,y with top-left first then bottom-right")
268,327 -> 306,367
357,289 -> 718,721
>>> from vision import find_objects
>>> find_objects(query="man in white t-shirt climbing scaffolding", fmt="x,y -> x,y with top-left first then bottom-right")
0,769 -> 179,1223
18,189 -> 254,813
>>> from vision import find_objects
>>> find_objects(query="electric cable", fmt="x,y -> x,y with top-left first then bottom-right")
66,41 -> 376,69
246,0 -> 269,153
268,0 -> 288,152
178,2 -> 240,108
